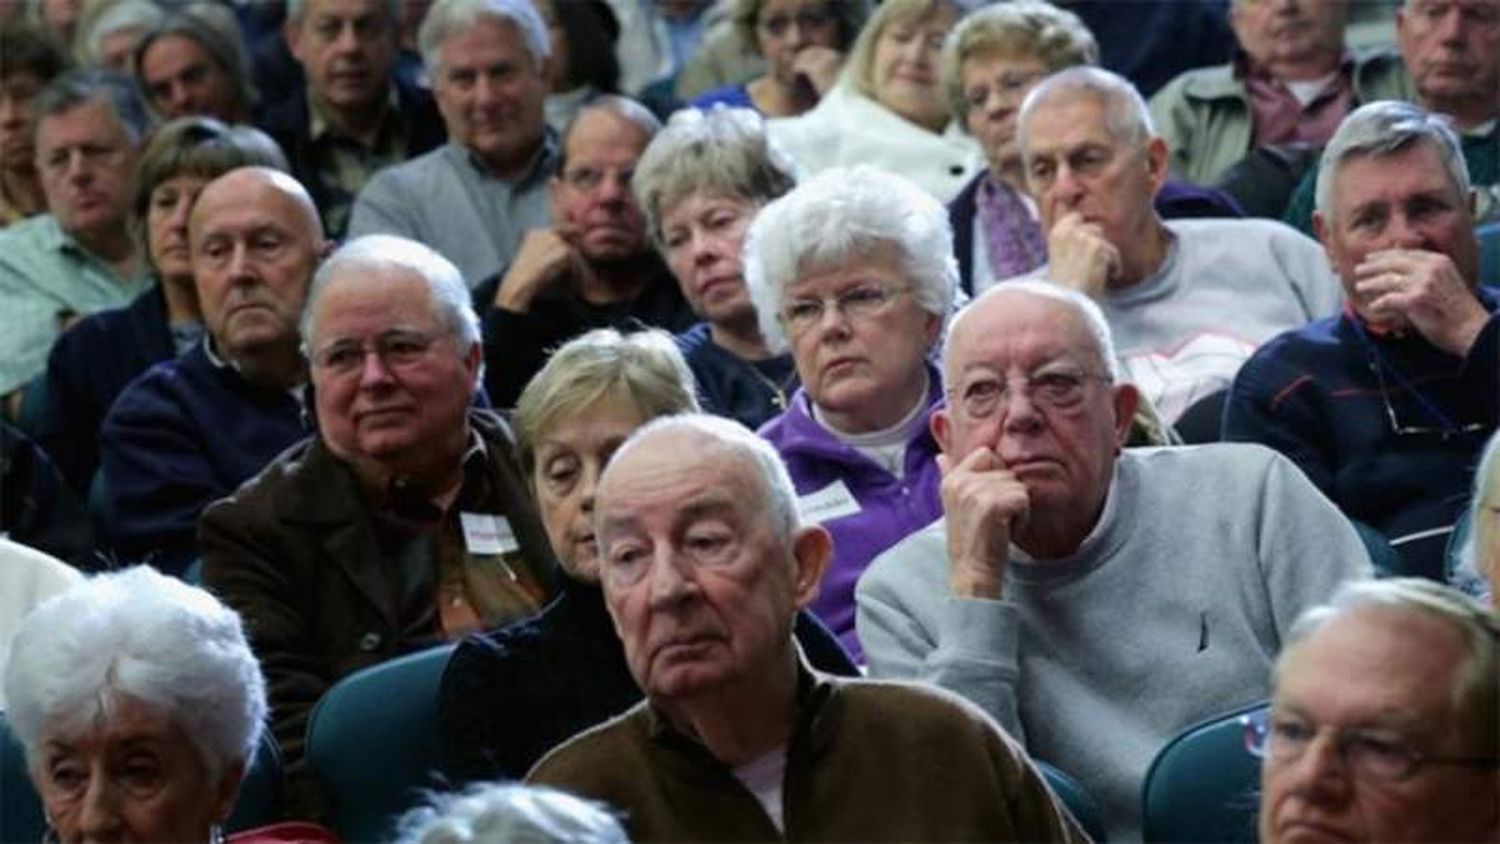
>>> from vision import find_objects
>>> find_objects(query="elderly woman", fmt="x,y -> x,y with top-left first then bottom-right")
745,164 -> 953,660
942,1 -> 1242,294
690,0 -> 867,118
3,566 -> 294,843
633,106 -> 799,429
767,0 -> 980,202
35,116 -> 286,495
439,328 -> 854,783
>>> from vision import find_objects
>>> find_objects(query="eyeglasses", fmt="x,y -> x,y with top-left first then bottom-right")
1367,359 -> 1486,439
758,7 -> 835,37
963,70 -> 1048,110
310,329 -> 444,376
780,285 -> 906,334
946,366 -> 1108,419
1243,708 -> 1499,783
559,165 -> 633,193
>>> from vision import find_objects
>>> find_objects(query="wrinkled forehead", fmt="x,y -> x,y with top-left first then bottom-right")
313,265 -> 441,336
598,432 -> 758,517
947,290 -> 1103,375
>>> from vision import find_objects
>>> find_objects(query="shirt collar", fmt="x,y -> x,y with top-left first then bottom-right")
307,84 -> 400,143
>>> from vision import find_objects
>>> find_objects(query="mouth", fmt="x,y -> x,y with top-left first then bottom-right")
1004,455 -> 1062,476
1275,819 -> 1358,843
822,356 -> 863,377
696,275 -> 742,299
355,404 -> 416,425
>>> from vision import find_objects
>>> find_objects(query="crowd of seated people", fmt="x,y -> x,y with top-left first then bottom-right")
0,0 -> 1497,840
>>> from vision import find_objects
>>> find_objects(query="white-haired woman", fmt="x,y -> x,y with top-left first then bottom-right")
766,0 -> 981,202
2,565 -> 335,843
632,106 -> 800,429
1455,430 -> 1500,605
745,164 -> 954,661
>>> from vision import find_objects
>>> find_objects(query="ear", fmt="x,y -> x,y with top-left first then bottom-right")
548,176 -> 564,216
461,339 -> 482,386
1145,136 -> 1169,196
1111,382 -> 1139,448
922,311 -> 943,349
284,17 -> 305,64
931,405 -> 954,455
1311,209 -> 1338,265
789,525 -> 832,610
210,758 -> 246,824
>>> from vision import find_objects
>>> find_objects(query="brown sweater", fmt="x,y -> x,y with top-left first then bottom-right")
528,664 -> 1089,842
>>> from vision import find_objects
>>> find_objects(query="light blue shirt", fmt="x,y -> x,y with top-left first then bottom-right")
0,215 -> 152,395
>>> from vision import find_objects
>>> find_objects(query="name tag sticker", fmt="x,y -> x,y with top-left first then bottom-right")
460,513 -> 520,555
797,480 -> 862,524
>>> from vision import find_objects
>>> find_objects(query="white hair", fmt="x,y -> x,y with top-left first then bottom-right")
418,0 -> 550,75
393,783 -> 628,844
3,566 -> 266,779
742,165 -> 957,354
943,279 -> 1122,380
1456,429 -> 1500,604
602,413 -> 801,544
301,234 -> 481,351
1314,99 -> 1471,226
1018,65 -> 1155,160
287,0 -> 399,27
83,0 -> 165,66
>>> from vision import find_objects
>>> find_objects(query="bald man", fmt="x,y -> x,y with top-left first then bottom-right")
99,167 -> 329,572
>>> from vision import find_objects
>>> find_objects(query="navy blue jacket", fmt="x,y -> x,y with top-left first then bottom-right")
99,342 -> 310,573
38,286 -> 182,495
675,322 -> 800,431
1224,290 -> 1500,578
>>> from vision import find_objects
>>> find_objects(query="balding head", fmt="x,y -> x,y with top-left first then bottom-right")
190,167 -> 328,376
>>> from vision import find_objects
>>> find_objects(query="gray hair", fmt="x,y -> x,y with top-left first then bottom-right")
942,0 -> 1098,129
943,278 -> 1121,380
1278,577 -> 1500,756
301,234 -> 481,352
82,0 -> 164,67
393,783 -> 628,844
287,0 -> 399,27
605,413 -> 801,545
743,164 -> 957,354
2,566 -> 267,780
556,95 -> 660,174
1018,66 -> 1154,160
1459,430 -> 1500,604
418,0 -> 550,75
632,106 -> 797,247
1314,99 -> 1471,226
513,328 -> 700,481
133,8 -> 259,118
33,67 -> 152,143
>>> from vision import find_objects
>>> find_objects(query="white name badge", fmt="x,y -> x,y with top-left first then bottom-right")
797,480 -> 862,525
460,512 -> 520,555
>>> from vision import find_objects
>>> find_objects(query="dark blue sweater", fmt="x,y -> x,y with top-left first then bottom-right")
99,342 -> 309,573
675,322 -> 800,431
1224,291 -> 1499,578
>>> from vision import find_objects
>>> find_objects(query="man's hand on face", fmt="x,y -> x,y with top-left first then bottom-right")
494,224 -> 584,313
938,447 -> 1030,601
791,46 -> 844,96
1355,248 -> 1488,356
1046,211 -> 1120,299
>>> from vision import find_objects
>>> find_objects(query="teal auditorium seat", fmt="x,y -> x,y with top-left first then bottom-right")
304,643 -> 456,842
1036,760 -> 1108,841
1480,221 -> 1499,287
1141,701 -> 1268,843
1349,519 -> 1406,578
1,710 -> 283,840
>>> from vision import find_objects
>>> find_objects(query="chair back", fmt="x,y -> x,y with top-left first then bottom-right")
1141,701 -> 1267,842
1,711 -> 282,840
1035,760 -> 1108,842
1479,220 -> 1499,288
304,643 -> 456,842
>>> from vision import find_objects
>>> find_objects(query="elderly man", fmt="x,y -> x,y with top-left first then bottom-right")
1225,101 -> 1497,578
1255,578 -> 1499,842
478,95 -> 694,407
349,0 -> 553,285
260,0 -> 445,238
1149,0 -> 1409,187
528,414 -> 1084,842
0,69 -> 150,411
1284,0 -> 1500,229
857,280 -> 1371,840
99,167 -> 325,572
1017,67 -> 1343,430
202,233 -> 557,771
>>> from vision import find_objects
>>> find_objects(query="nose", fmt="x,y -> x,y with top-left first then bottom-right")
999,384 -> 1046,434
783,17 -> 811,48
1049,163 -> 1086,208
168,194 -> 193,231
1433,4 -> 1465,40
332,21 -> 362,53
224,241 -> 256,281
76,774 -> 125,841
63,148 -> 94,182
1383,210 -> 1427,250
358,345 -> 396,388
0,97 -> 21,128
646,547 -> 696,608
1281,732 -> 1354,805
